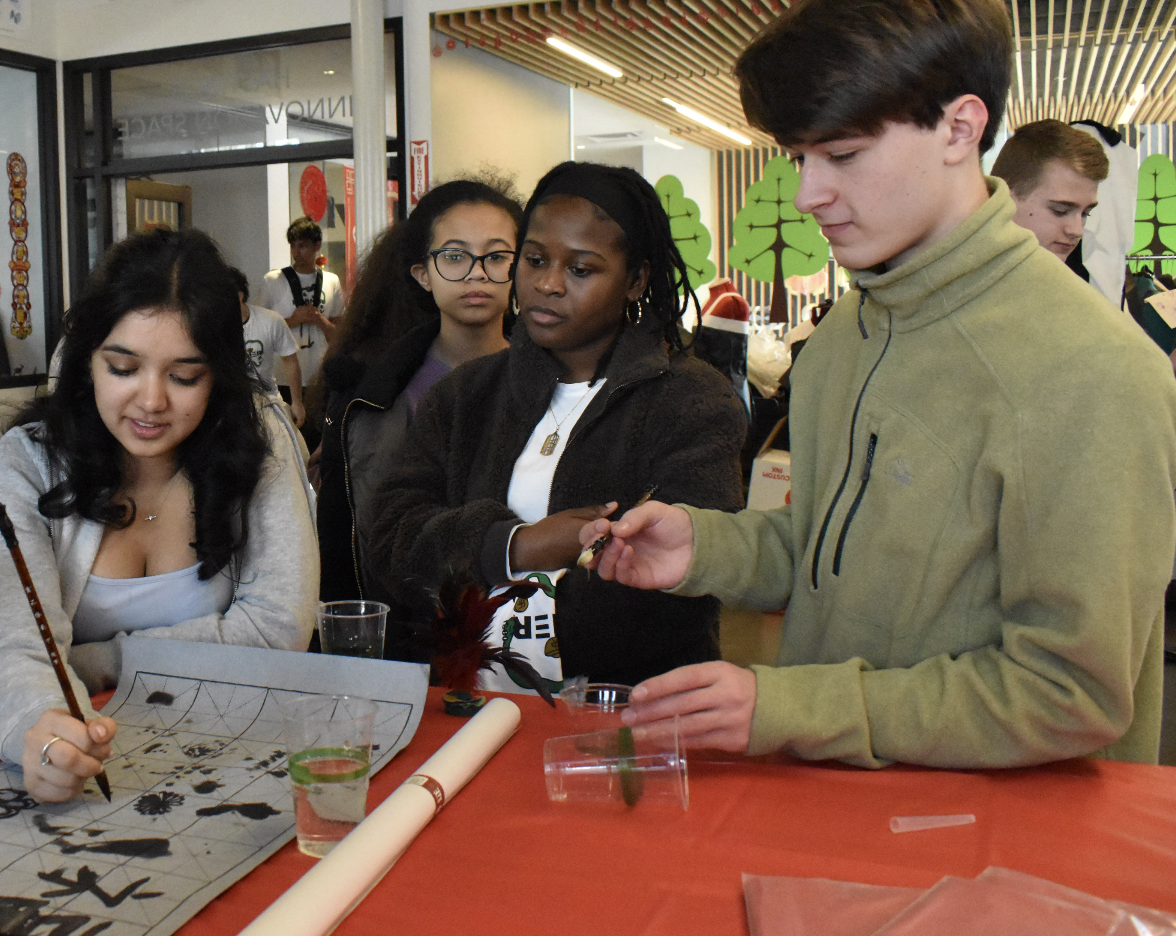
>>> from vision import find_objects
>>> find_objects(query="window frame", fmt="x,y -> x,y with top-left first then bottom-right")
0,46 -> 63,387
62,20 -> 406,303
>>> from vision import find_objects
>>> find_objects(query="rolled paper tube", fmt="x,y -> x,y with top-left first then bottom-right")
889,813 -> 976,833
240,697 -> 521,936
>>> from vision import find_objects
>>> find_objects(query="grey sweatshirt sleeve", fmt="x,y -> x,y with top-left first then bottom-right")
131,402 -> 319,650
0,428 -> 96,767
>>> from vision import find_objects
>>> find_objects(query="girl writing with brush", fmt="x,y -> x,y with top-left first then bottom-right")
0,229 -> 316,801
368,162 -> 745,691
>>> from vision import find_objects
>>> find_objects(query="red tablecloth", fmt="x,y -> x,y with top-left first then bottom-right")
171,688 -> 1175,935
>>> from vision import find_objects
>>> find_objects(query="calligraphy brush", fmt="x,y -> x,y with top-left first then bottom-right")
0,503 -> 112,801
577,484 -> 659,568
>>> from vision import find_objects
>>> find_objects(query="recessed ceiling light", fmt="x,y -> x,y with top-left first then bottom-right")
1117,83 -> 1147,125
662,98 -> 751,146
546,37 -> 623,79
323,70 -> 335,75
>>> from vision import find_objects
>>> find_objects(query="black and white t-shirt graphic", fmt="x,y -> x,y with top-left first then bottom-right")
245,340 -> 264,372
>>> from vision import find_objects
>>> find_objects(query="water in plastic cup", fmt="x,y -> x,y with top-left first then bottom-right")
543,717 -> 688,809
283,695 -> 376,857
317,600 -> 389,659
559,682 -> 632,730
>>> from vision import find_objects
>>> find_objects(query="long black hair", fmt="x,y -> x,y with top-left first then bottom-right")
19,228 -> 268,581
513,161 -> 699,353
329,175 -> 524,366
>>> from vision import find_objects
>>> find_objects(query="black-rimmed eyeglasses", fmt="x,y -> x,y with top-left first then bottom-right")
428,248 -> 516,283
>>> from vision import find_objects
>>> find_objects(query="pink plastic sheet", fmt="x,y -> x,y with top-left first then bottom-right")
744,868 -> 1176,936
742,875 -> 923,936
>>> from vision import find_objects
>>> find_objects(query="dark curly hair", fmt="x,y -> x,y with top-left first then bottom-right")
512,161 -> 698,354
18,228 -> 268,581
329,175 -> 524,366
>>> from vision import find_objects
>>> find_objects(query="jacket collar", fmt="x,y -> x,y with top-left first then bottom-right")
852,177 -> 1039,334
507,316 -> 671,411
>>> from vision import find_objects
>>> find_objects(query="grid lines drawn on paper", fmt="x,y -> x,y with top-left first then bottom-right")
0,670 -> 416,936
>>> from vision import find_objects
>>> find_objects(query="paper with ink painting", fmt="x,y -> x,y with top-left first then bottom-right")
0,638 -> 429,936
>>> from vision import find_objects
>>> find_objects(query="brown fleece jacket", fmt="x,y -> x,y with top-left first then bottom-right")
367,318 -> 747,685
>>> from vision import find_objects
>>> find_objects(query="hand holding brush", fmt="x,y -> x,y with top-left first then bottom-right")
0,503 -> 115,802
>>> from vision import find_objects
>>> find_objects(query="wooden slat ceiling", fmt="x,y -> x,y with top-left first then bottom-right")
432,0 -> 1176,151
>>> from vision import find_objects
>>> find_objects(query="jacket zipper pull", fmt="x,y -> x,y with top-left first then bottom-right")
857,290 -> 869,339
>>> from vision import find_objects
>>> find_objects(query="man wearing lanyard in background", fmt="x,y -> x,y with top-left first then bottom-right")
257,217 -> 343,450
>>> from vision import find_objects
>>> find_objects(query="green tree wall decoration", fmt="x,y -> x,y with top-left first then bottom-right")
728,155 -> 829,322
1132,153 -> 1176,276
655,175 -> 717,291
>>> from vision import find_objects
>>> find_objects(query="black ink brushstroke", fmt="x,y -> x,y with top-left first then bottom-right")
0,895 -> 114,935
0,788 -> 37,820
191,779 -> 223,794
38,866 -> 162,907
195,801 -> 280,820
145,691 -> 175,705
34,814 -> 70,836
53,836 -> 171,859
134,791 -> 184,816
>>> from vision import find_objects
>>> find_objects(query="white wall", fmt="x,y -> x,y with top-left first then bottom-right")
152,165 -> 270,288
0,0 -> 56,60
429,38 -> 570,197
572,89 -> 716,270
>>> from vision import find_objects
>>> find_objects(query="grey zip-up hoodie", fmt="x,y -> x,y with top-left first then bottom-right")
0,399 -> 318,767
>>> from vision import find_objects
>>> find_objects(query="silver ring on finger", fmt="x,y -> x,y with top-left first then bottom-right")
40,736 -> 65,767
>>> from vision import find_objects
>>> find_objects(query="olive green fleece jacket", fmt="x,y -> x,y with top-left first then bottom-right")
677,178 -> 1176,769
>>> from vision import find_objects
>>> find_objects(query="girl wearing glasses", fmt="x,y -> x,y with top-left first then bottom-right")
317,177 -> 523,655
368,162 -> 745,689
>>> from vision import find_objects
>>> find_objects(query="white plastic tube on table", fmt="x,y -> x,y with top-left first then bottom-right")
240,697 -> 521,936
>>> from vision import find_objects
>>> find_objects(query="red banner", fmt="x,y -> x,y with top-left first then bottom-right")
343,165 -> 357,293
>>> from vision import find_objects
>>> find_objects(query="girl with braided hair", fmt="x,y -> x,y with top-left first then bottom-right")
368,161 -> 746,689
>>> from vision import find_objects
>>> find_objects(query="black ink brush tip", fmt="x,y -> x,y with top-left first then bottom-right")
0,502 -> 112,801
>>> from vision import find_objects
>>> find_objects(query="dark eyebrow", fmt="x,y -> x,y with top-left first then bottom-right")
101,344 -> 206,366
437,238 -> 515,250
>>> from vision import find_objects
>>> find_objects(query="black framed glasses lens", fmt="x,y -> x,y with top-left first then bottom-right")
430,249 -> 515,283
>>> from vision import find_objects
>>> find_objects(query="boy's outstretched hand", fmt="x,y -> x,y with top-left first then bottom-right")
578,501 -> 695,590
622,662 -> 757,752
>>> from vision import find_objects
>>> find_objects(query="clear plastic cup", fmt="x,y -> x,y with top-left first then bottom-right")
283,694 -> 376,857
558,682 -> 632,729
317,600 -> 388,659
543,718 -> 688,809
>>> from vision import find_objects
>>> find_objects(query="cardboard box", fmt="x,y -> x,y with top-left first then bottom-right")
747,449 -> 791,511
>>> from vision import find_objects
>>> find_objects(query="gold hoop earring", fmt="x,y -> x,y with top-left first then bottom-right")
626,301 -> 642,325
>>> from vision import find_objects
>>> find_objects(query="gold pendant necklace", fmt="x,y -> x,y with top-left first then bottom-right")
540,384 -> 595,456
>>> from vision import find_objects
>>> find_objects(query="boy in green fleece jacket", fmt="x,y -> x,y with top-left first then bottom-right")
582,0 -> 1176,768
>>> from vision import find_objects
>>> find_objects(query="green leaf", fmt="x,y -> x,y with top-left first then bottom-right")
1134,154 -> 1176,258
656,174 -> 719,291
729,155 -> 829,286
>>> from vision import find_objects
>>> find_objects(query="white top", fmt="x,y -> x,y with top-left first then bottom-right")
255,267 -> 343,386
507,379 -> 605,523
73,562 -> 236,643
243,303 -> 298,394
